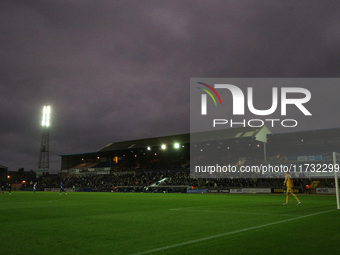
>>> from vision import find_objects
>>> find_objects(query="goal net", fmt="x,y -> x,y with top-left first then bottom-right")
332,152 -> 340,209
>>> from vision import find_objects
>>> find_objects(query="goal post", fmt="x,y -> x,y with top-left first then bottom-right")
332,152 -> 340,209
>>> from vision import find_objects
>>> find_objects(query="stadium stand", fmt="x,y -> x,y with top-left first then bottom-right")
6,127 -> 340,193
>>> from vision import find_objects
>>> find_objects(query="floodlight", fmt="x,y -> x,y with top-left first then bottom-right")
147,146 -> 151,151
161,144 -> 166,150
174,143 -> 180,149
42,105 -> 50,127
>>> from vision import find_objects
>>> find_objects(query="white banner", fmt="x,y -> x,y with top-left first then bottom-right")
242,188 -> 271,194
230,189 -> 243,193
316,188 -> 340,194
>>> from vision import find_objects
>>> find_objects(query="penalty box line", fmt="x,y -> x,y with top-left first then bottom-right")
130,209 -> 336,255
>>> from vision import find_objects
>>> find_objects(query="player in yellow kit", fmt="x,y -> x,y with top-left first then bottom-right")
283,172 -> 301,205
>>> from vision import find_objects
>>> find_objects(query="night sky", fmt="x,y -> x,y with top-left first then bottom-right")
1,0 -> 340,173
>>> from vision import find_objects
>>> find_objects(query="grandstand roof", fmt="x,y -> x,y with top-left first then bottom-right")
61,127 -> 340,157
59,151 -> 99,157
268,127 -> 340,142
94,127 -> 340,155
98,126 -> 272,153
91,126 -> 340,155
0,164 -> 7,169
98,133 -> 190,152
191,126 -> 271,144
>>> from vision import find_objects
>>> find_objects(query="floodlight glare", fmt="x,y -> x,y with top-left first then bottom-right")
42,105 -> 50,127
161,144 -> 166,150
174,143 -> 180,149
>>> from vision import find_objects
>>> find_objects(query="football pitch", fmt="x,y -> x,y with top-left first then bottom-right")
1,192 -> 339,255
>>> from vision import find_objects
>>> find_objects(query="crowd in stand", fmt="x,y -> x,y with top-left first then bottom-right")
21,145 -> 339,192
31,170 -> 310,192
38,171 -> 194,191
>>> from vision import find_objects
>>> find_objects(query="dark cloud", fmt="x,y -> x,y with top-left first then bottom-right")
1,0 -> 340,173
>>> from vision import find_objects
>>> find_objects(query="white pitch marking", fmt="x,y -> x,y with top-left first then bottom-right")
130,209 -> 336,255
169,208 -> 293,217
168,203 -> 238,211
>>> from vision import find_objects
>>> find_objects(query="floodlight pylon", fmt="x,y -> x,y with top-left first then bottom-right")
37,105 -> 50,177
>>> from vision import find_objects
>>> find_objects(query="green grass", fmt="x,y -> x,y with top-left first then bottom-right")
1,192 -> 339,255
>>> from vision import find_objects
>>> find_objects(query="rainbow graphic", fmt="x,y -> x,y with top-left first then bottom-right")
196,82 -> 222,106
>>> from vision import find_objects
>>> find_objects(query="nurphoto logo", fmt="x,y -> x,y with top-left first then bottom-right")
196,80 -> 312,128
